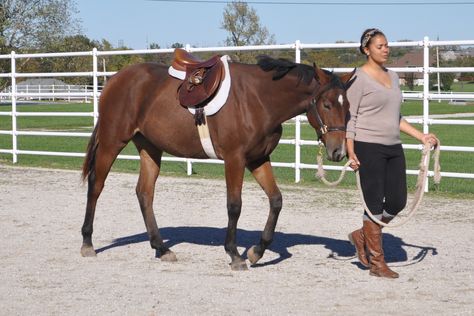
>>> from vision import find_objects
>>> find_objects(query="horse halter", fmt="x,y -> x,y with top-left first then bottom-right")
309,93 -> 347,140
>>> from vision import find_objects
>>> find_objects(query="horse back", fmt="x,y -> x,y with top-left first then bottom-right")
97,62 -> 209,158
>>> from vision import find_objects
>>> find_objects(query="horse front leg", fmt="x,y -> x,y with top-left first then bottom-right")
246,158 -> 282,265
224,157 -> 247,271
134,138 -> 176,261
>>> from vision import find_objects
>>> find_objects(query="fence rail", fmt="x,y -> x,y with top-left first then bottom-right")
1,37 -> 474,187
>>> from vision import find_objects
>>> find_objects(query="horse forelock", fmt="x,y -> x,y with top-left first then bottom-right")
321,69 -> 346,90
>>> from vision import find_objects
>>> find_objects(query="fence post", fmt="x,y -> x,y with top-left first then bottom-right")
294,40 -> 302,183
92,48 -> 99,126
10,51 -> 18,163
185,43 -> 193,175
423,36 -> 430,192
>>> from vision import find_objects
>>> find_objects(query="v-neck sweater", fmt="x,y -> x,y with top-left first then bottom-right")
346,67 -> 403,145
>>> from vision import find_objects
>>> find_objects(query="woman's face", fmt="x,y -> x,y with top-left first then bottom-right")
364,34 -> 390,64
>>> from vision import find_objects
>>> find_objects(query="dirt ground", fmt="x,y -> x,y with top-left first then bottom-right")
0,165 -> 472,315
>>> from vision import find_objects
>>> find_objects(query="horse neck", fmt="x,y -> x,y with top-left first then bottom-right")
266,79 -> 317,125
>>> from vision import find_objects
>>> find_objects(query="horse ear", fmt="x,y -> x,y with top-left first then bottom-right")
313,62 -> 319,82
340,68 -> 357,90
313,63 -> 330,85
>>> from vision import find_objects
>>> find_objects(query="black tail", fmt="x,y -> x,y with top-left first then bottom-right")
82,123 -> 99,182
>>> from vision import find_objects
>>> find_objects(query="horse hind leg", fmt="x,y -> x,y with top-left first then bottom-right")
246,158 -> 282,265
81,141 -> 126,257
133,135 -> 176,262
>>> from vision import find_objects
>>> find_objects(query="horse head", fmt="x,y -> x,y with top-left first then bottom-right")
306,65 -> 356,162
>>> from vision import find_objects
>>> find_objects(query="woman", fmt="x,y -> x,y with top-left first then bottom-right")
346,28 -> 438,278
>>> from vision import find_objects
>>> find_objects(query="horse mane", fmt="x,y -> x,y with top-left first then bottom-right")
257,55 -> 314,85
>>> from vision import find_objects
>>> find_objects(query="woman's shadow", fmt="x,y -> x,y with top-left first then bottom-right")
96,226 -> 437,268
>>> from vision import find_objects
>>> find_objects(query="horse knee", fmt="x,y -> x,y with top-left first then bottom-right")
136,180 -> 155,203
227,199 -> 242,218
269,192 -> 282,211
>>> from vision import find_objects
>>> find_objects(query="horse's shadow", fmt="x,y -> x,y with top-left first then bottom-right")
96,227 -> 437,268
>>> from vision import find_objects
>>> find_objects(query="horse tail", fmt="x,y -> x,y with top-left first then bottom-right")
82,123 -> 100,182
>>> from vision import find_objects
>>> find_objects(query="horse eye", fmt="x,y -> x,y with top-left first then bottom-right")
323,101 -> 331,110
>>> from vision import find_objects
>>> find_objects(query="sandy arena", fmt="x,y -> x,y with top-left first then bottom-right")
0,166 -> 472,315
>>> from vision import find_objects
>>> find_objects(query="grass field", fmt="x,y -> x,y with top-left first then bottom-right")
0,100 -> 473,198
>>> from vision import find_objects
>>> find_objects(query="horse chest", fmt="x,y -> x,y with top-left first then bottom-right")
248,127 -> 282,158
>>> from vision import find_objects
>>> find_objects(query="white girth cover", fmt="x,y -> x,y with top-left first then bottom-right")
168,55 -> 231,159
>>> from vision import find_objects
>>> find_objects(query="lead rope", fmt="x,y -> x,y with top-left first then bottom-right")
317,140 -> 441,227
316,145 -> 352,186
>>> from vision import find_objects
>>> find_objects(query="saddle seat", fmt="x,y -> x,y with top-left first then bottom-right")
171,48 -> 224,110
172,48 -> 221,72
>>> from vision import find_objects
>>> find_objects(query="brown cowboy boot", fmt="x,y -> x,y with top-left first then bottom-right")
348,227 -> 369,267
362,220 -> 399,278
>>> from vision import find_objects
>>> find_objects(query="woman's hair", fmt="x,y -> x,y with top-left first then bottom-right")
359,28 -> 385,54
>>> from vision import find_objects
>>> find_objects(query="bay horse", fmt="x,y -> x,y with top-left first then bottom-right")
81,53 -> 355,270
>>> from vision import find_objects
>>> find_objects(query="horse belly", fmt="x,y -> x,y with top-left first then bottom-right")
139,107 -> 209,159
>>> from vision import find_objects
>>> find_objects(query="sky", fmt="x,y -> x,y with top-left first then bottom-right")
76,0 -> 474,49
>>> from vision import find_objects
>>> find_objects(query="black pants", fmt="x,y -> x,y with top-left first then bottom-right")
355,141 -> 407,217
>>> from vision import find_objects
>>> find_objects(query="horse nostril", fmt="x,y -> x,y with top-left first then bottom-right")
332,148 -> 344,162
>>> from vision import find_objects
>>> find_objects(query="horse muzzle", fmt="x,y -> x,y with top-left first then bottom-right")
324,139 -> 346,162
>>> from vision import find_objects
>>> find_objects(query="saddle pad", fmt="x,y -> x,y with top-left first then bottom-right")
168,55 -> 231,116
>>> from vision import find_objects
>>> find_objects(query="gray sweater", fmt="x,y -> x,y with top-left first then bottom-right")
346,68 -> 403,145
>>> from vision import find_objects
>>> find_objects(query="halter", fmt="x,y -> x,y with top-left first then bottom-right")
309,90 -> 347,140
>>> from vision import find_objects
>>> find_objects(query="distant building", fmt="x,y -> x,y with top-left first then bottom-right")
386,50 -> 436,86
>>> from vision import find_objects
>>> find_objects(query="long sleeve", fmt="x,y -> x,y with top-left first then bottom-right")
346,72 -> 363,140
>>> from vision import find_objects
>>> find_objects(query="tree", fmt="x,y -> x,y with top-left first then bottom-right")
0,0 -> 81,88
440,72 -> 455,91
171,42 -> 183,49
221,1 -> 275,62
0,0 -> 81,53
405,72 -> 415,91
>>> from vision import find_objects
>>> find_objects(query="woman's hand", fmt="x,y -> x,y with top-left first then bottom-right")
421,133 -> 438,147
346,138 -> 360,170
348,152 -> 361,171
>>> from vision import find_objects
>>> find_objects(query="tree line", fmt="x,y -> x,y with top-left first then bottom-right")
1,1 -> 472,90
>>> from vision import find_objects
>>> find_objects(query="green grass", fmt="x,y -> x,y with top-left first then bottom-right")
0,101 -> 473,198
401,81 -> 474,93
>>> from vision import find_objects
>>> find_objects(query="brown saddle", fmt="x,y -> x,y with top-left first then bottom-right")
172,48 -> 224,111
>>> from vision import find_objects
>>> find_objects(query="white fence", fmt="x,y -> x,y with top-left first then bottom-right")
1,37 -> 474,185
0,84 -> 95,102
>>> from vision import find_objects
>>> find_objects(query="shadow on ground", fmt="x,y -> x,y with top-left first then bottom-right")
96,226 -> 437,268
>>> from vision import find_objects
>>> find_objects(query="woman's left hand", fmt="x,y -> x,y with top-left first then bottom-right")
421,133 -> 438,147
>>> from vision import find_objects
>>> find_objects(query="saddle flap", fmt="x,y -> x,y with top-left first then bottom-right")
178,60 -> 224,107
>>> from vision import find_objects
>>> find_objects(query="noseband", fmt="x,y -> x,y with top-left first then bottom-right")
309,95 -> 346,140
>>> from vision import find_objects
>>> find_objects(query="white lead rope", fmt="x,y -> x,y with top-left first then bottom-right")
317,141 -> 441,227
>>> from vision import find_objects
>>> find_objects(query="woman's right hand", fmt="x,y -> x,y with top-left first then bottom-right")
346,138 -> 360,171
348,152 -> 360,171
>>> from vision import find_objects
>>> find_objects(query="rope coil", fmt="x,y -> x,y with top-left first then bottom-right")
317,140 -> 441,227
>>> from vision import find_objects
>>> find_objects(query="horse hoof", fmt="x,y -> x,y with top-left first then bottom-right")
160,251 -> 177,262
80,245 -> 97,257
230,260 -> 248,271
247,246 -> 262,265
